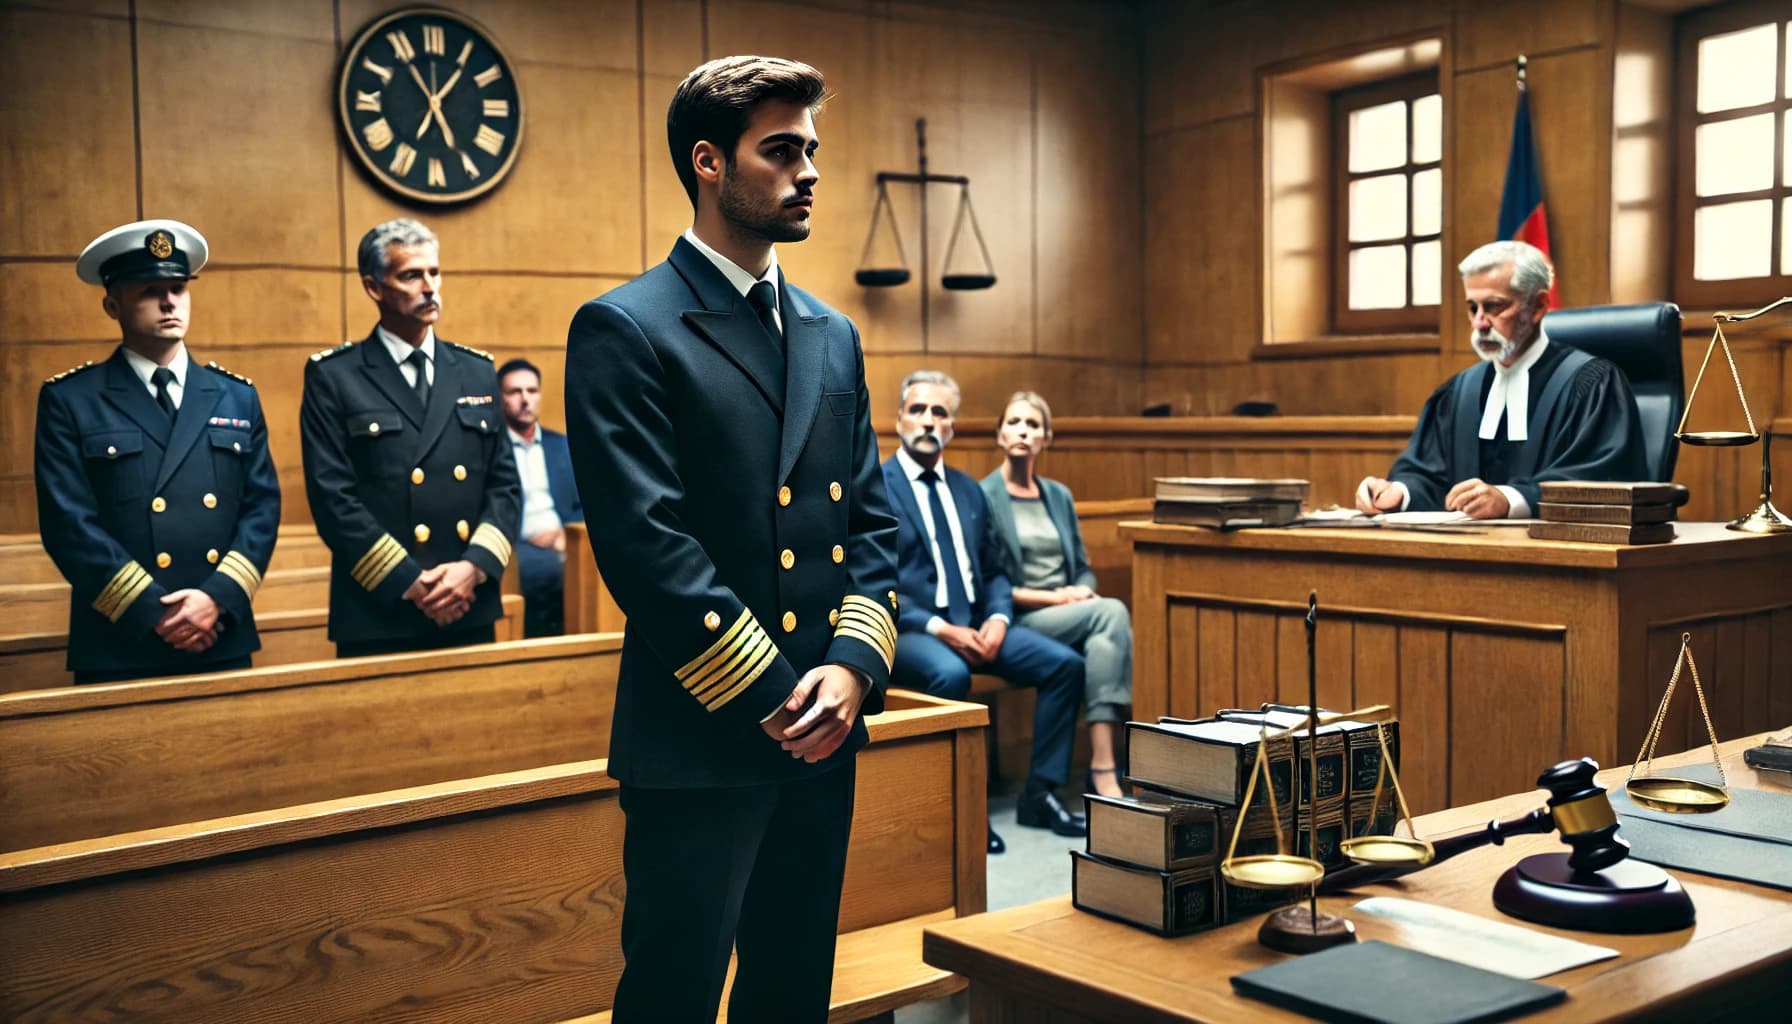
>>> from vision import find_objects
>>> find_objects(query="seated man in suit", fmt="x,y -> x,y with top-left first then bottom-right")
885,370 -> 1086,853
498,358 -> 584,637
1356,240 -> 1647,519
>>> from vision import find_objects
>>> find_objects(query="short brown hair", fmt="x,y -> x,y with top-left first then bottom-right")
666,55 -> 828,207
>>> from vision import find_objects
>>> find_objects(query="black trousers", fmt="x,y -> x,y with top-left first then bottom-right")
73,654 -> 252,685
335,624 -> 495,658
611,760 -> 857,1024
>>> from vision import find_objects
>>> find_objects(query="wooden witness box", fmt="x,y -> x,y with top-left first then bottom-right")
1122,521 -> 1792,812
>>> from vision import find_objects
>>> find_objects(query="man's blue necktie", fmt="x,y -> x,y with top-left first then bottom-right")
920,468 -> 973,627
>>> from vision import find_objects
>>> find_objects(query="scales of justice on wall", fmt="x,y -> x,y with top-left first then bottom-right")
1218,593 -> 1732,956
1677,296 -> 1792,533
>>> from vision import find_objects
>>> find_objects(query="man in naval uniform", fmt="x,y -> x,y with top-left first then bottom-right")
1357,240 -> 1647,519
35,219 -> 281,684
300,218 -> 520,657
563,56 -> 901,1024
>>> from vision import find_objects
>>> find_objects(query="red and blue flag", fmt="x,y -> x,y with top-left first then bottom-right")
1497,88 -> 1559,309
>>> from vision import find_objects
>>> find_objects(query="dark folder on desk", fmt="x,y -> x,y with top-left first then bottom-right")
1231,940 -> 1566,1024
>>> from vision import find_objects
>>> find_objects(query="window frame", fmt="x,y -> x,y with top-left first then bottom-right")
1673,0 -> 1792,308
1330,70 -> 1443,334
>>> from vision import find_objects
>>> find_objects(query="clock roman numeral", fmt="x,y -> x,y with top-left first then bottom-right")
362,118 -> 395,152
456,40 -> 473,65
474,124 -> 506,156
482,99 -> 509,118
428,157 -> 446,188
362,57 -> 393,83
423,25 -> 446,55
474,64 -> 503,88
355,90 -> 382,112
459,150 -> 482,180
389,142 -> 417,177
386,29 -> 415,63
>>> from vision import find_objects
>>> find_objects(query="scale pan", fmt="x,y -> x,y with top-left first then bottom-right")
1221,854 -> 1325,890
1626,776 -> 1730,813
1675,430 -> 1758,448
1339,835 -> 1434,866
856,268 -> 910,287
941,273 -> 996,291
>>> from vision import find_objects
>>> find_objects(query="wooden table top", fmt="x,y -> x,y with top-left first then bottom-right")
925,737 -> 1792,1023
1118,520 -> 1792,570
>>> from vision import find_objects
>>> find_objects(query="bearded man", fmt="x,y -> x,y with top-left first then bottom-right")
1356,240 -> 1648,520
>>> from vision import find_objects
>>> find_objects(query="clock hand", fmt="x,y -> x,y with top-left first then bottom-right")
408,63 -> 439,140
433,65 -> 465,104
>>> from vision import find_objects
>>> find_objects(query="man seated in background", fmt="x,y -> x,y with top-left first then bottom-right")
1356,240 -> 1646,520
498,358 -> 583,637
883,370 -> 1087,854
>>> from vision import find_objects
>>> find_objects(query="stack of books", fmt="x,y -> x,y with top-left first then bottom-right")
1152,477 -> 1309,529
1530,481 -> 1679,545
1071,709 -> 1401,937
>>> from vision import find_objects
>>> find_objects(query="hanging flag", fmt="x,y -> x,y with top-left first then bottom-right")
1497,83 -> 1560,309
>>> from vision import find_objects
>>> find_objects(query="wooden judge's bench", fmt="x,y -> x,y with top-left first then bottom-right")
1121,521 -> 1792,812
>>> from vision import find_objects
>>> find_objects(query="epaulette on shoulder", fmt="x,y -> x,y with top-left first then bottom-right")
43,360 -> 99,385
308,341 -> 355,363
444,340 -> 494,361
205,361 -> 254,387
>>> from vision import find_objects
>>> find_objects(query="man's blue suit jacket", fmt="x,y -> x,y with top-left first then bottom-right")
880,455 -> 1012,634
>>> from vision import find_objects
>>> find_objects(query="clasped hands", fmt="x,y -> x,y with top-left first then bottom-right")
762,664 -> 868,763
936,618 -> 1008,666
157,589 -> 221,653
403,560 -> 483,626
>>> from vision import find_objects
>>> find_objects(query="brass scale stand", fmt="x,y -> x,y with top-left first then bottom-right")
1679,296 -> 1792,532
1219,596 -> 1727,953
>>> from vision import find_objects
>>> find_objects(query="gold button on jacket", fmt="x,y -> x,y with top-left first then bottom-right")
778,486 -> 792,507
368,421 -> 380,435
832,544 -> 845,564
781,611 -> 796,632
704,610 -> 721,631
414,524 -> 431,543
457,519 -> 470,541
829,608 -> 841,626
411,468 -> 425,485
780,548 -> 796,570
454,465 -> 468,481
829,481 -> 843,502
202,493 -> 217,509
156,552 -> 172,568
151,497 -> 166,513
206,549 -> 220,564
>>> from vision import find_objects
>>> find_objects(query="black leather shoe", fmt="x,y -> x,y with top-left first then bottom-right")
988,826 -> 1006,855
1084,766 -> 1126,797
1015,790 -> 1088,837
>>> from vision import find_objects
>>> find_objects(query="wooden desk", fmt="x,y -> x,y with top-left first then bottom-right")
924,738 -> 1792,1023
1122,520 -> 1792,810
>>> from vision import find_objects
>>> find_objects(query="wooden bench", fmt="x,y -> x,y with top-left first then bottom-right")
0,632 -> 616,851
0,690 -> 988,1023
0,592 -> 526,695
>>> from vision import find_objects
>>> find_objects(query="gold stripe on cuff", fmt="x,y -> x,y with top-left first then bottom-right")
841,594 -> 896,638
92,561 -> 151,622
217,551 -> 263,601
689,630 -> 774,701
469,522 -> 512,569
702,639 -> 779,711
352,534 -> 408,591
834,623 -> 895,672
675,608 -> 754,682
675,608 -> 781,712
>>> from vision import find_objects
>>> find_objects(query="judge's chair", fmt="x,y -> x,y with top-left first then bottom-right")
1542,302 -> 1684,481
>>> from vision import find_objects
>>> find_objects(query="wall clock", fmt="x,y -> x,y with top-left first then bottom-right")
338,6 -> 524,204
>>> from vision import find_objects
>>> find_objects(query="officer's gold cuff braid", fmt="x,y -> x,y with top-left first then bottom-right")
469,522 -> 512,569
676,608 -> 778,712
352,533 -> 408,591
216,550 -> 263,601
836,594 -> 896,671
93,561 -> 153,623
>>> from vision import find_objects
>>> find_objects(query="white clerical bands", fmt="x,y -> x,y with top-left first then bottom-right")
835,594 -> 896,672
678,608 -> 779,711
216,550 -> 263,601
93,560 -> 154,623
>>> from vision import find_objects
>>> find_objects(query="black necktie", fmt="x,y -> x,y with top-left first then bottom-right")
920,469 -> 973,627
151,367 -> 177,419
406,349 -> 431,407
746,280 -> 784,355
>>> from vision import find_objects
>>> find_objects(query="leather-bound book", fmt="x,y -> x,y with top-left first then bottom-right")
1537,480 -> 1681,505
1538,501 -> 1676,524
1528,520 -> 1676,545
1125,718 -> 1295,809
1071,850 -> 1219,936
1085,791 -> 1222,872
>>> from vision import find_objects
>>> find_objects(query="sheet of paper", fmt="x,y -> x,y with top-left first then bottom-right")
1378,510 -> 1473,525
1301,507 -> 1366,521
1352,897 -> 1618,979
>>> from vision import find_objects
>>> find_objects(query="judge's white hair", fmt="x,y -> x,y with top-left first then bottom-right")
1458,240 -> 1553,303
899,369 -> 961,414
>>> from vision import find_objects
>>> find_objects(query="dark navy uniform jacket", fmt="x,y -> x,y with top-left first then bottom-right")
564,238 -> 901,788
34,348 -> 281,675
299,331 -> 521,645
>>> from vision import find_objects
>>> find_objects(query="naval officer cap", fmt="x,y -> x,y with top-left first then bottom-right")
76,219 -> 208,287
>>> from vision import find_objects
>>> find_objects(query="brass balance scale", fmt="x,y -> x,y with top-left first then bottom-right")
1678,296 -> 1792,533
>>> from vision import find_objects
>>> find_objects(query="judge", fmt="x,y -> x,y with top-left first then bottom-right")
1356,241 -> 1647,519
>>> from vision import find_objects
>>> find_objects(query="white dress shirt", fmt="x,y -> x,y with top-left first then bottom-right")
682,228 -> 783,333
509,426 -> 563,544
377,325 -> 436,387
895,448 -> 1009,635
122,342 -> 189,409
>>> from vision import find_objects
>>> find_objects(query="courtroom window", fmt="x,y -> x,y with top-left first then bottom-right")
1675,1 -> 1791,305
1333,72 -> 1442,333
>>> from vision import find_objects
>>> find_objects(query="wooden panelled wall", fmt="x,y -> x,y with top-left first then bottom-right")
0,0 -> 1142,533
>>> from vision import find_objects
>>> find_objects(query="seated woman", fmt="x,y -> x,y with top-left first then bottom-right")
980,391 -> 1133,799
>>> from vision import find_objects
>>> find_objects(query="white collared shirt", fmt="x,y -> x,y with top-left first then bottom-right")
121,342 -> 189,409
508,425 -> 563,542
682,228 -> 783,334
377,325 -> 436,387
895,447 -> 1010,635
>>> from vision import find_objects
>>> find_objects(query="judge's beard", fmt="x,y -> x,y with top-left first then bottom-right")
1472,323 -> 1533,367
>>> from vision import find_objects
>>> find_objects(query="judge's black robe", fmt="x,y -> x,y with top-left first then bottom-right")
1388,339 -> 1649,512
